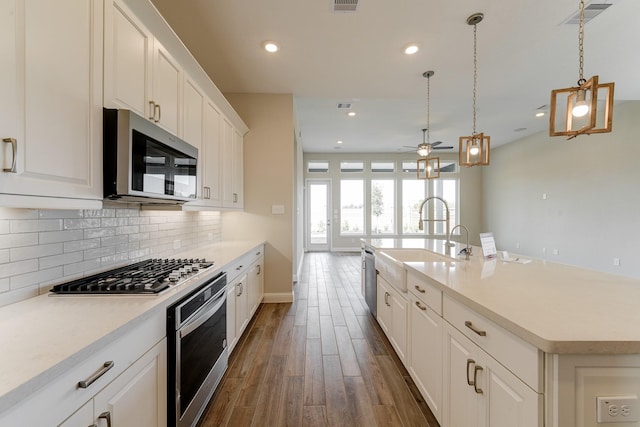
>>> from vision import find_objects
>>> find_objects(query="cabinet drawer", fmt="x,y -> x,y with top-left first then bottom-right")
443,294 -> 542,392
225,245 -> 263,283
0,309 -> 165,426
407,270 -> 442,315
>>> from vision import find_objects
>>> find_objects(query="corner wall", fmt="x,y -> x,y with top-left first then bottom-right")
222,93 -> 295,301
483,101 -> 640,278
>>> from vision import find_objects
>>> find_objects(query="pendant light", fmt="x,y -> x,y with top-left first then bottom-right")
549,0 -> 614,138
417,71 -> 440,180
459,13 -> 490,167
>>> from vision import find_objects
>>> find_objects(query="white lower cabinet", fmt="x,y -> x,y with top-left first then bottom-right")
234,272 -> 249,343
443,323 -> 539,427
226,280 -> 238,353
376,274 -> 408,363
247,253 -> 264,319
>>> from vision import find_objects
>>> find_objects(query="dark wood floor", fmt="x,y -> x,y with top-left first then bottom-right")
198,252 -> 439,427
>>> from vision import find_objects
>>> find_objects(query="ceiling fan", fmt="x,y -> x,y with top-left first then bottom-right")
403,128 -> 454,157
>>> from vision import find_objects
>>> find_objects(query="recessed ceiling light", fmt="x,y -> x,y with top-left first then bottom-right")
347,111 -> 356,117
403,43 -> 419,55
336,140 -> 343,144
263,41 -> 279,53
514,127 -> 527,132
535,111 -> 545,117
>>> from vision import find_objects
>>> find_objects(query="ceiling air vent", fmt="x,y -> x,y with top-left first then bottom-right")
337,103 -> 352,109
333,0 -> 359,12
563,2 -> 613,24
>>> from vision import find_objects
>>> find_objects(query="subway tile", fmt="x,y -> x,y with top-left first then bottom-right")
0,249 -> 8,264
127,216 -> 149,225
84,228 -> 115,239
0,278 -> 9,293
63,259 -> 101,276
116,242 -> 139,254
115,208 -> 139,217
84,247 -> 116,260
100,217 -> 128,227
101,253 -> 129,266
0,220 -> 9,234
0,259 -> 38,279
115,225 -> 140,235
128,232 -> 150,243
100,235 -> 129,247
11,243 -> 63,261
0,208 -> 38,220
39,252 -> 83,269
129,248 -> 151,260
0,233 -> 39,249
39,230 -> 84,244
148,216 -> 168,224
84,208 -> 115,218
64,239 -> 100,253
10,267 -> 63,290
0,285 -> 37,307
63,218 -> 101,230
139,224 -> 159,233
38,210 -> 83,219
11,219 -> 62,233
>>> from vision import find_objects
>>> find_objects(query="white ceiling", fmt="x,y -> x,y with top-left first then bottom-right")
151,0 -> 640,153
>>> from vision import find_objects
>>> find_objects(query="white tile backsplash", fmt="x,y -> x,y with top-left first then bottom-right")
0,207 -> 222,307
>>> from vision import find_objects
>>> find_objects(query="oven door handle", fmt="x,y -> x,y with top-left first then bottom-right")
179,293 -> 225,339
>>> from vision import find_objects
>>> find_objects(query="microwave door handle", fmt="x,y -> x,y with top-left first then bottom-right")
179,293 -> 225,338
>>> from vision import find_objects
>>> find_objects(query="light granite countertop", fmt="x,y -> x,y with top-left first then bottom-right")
363,238 -> 640,354
0,240 -> 264,415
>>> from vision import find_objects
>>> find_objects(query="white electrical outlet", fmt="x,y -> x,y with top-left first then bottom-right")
552,248 -> 559,256
515,242 -> 520,249
613,258 -> 621,267
597,395 -> 639,423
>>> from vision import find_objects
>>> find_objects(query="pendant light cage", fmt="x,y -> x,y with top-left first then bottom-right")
549,0 -> 614,138
459,13 -> 490,167
417,70 -> 440,179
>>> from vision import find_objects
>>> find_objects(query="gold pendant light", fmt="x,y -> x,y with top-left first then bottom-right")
459,13 -> 490,167
417,71 -> 441,180
549,0 -> 614,138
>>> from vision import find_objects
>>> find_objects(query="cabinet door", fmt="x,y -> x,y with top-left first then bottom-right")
389,287 -> 408,363
409,295 -> 443,423
231,128 -> 244,208
152,41 -> 181,135
221,118 -> 234,207
443,323 -> 483,427
226,283 -> 238,353
58,400 -> 93,427
93,339 -> 167,427
103,0 -> 152,117
202,100 -> 222,205
248,257 -> 264,318
376,275 -> 392,335
0,0 -> 103,206
235,273 -> 249,339
0,0 -> 17,173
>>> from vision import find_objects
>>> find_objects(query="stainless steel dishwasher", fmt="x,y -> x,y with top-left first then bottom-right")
363,248 -> 377,316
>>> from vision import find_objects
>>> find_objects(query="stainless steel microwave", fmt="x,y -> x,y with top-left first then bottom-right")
103,108 -> 198,204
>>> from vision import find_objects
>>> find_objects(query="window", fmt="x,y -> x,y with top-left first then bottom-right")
307,161 -> 329,173
432,178 -> 458,236
340,180 -> 364,234
340,161 -> 364,173
371,161 -> 395,173
371,180 -> 395,234
402,161 -> 418,173
402,179 -> 427,233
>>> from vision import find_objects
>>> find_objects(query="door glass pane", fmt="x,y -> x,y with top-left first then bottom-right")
340,180 -> 364,235
432,179 -> 458,235
309,183 -> 328,244
402,179 -> 427,234
371,180 -> 395,234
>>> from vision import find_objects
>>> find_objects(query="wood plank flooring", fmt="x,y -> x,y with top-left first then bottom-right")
198,252 -> 440,427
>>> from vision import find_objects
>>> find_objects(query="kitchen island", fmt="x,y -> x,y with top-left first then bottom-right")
363,238 -> 640,427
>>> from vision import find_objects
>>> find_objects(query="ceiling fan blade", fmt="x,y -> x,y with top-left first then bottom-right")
430,141 -> 443,147
433,146 -> 454,150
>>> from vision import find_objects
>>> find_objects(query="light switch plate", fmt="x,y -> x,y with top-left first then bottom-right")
597,395 -> 639,423
271,205 -> 285,214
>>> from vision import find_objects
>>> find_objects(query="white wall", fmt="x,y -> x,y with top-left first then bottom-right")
483,101 -> 640,278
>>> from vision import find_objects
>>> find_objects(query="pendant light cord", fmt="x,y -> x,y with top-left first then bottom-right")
426,74 -> 430,144
578,0 -> 585,85
472,23 -> 478,136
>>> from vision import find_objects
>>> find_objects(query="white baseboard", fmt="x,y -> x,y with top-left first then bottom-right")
262,291 -> 294,303
293,251 -> 305,283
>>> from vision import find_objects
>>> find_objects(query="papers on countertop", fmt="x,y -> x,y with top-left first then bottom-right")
501,257 -> 532,264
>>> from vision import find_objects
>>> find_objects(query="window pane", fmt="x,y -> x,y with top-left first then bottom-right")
340,161 -> 364,172
402,179 -> 427,233
309,183 -> 327,244
438,161 -> 457,174
340,180 -> 364,234
402,161 -> 418,173
371,180 -> 395,234
371,161 -> 395,173
432,179 -> 458,235
308,161 -> 329,173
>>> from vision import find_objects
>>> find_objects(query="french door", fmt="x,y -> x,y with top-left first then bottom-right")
306,179 -> 331,251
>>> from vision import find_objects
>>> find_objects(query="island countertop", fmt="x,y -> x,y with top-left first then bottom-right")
362,238 -> 640,354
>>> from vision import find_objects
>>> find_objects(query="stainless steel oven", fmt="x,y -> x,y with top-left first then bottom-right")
167,272 -> 227,427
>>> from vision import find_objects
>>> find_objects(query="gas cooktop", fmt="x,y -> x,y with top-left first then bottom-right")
49,258 -> 214,295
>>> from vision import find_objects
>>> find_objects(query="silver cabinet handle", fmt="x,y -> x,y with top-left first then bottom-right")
148,101 -> 156,120
414,285 -> 426,294
415,301 -> 427,311
384,291 -> 391,307
465,320 -> 487,337
203,186 -> 211,199
236,265 -> 243,271
473,365 -> 484,394
236,282 -> 241,297
466,359 -> 475,386
2,138 -> 17,173
155,103 -> 161,122
233,192 -> 238,203
257,265 -> 261,275
78,361 -> 114,388
98,411 -> 112,427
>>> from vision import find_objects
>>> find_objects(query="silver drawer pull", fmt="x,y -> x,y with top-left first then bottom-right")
148,101 -> 156,120
465,320 -> 487,337
415,301 -> 427,311
98,411 -> 112,427
236,265 -> 243,270
2,138 -> 17,173
78,361 -> 114,388
473,365 -> 484,394
466,359 -> 475,386
414,285 -> 426,294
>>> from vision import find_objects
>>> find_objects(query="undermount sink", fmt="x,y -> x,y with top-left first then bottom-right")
376,248 -> 458,292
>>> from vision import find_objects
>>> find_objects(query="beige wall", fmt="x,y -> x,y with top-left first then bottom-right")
222,93 -> 295,300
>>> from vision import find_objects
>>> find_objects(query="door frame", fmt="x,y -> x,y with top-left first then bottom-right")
305,179 -> 332,252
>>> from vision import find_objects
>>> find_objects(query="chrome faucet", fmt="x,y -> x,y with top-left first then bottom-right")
448,224 -> 471,260
417,196 -> 451,247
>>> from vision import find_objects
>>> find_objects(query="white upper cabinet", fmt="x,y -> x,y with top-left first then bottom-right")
222,118 -> 244,209
104,0 -> 181,134
0,0 -> 103,209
